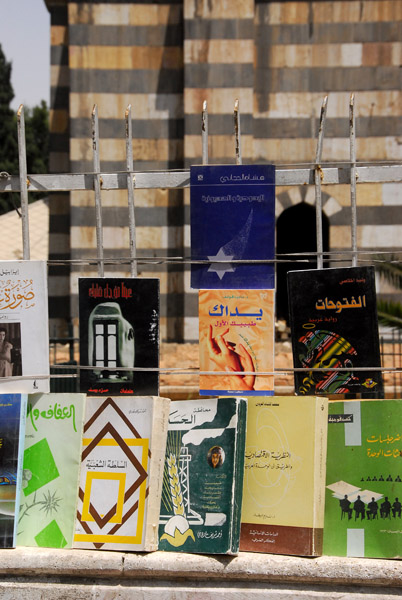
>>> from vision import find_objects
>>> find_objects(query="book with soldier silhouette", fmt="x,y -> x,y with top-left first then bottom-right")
240,395 -> 328,556
324,399 -> 402,558
158,397 -> 247,555
198,289 -> 275,396
287,266 -> 382,396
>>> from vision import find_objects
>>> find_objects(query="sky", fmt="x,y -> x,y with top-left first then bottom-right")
0,0 -> 50,111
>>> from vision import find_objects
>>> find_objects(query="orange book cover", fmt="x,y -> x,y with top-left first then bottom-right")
199,290 -> 274,396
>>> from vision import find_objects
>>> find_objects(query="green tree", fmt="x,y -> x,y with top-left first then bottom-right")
376,257 -> 402,330
0,43 -> 49,214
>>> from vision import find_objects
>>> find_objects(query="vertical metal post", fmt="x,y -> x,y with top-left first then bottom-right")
92,104 -> 104,277
314,95 -> 328,270
349,93 -> 358,267
125,105 -> 138,277
202,100 -> 208,165
17,105 -> 30,260
234,99 -> 242,165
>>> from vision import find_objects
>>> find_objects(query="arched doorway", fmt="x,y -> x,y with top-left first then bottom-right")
276,202 -> 330,322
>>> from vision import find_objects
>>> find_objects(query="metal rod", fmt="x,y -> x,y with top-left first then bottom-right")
92,104 -> 104,277
350,93 -> 358,267
314,95 -> 328,269
234,99 -> 242,165
17,105 -> 30,260
202,100 -> 208,165
125,104 -> 138,277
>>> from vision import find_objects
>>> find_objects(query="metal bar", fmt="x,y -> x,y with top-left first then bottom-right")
1,165 -> 401,193
314,95 -> 328,269
17,105 -> 30,260
125,104 -> 138,277
202,100 -> 208,165
92,104 -> 104,277
349,93 -> 358,267
234,99 -> 242,165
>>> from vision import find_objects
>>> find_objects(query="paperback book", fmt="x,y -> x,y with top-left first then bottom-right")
0,261 -> 49,393
17,393 -> 85,548
240,396 -> 328,556
0,394 -> 27,548
79,278 -> 159,396
158,397 -> 247,555
199,289 -> 275,396
190,164 -> 275,289
74,395 -> 170,551
287,266 -> 382,396
324,399 -> 402,558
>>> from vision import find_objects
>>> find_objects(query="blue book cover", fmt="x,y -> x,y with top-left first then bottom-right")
0,394 -> 27,548
190,165 -> 275,289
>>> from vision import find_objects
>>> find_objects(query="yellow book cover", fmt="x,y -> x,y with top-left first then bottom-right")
240,396 -> 328,556
199,290 -> 274,396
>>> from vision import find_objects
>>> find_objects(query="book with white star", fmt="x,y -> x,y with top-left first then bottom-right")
190,165 -> 275,289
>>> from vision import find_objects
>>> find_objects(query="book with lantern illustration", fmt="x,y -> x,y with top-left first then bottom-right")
16,393 -> 85,549
287,266 -> 382,396
74,395 -> 170,551
190,164 -> 275,290
324,399 -> 402,558
158,397 -> 247,555
0,394 -> 27,548
79,278 -> 159,396
0,260 -> 49,392
198,289 -> 275,396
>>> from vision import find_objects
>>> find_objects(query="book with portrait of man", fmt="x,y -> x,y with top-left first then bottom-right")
0,261 -> 49,393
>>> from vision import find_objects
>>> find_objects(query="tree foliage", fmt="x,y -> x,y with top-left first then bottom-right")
375,256 -> 402,330
0,44 -> 49,214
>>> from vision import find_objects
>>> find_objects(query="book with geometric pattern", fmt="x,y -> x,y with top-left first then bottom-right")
74,396 -> 170,551
16,393 -> 85,548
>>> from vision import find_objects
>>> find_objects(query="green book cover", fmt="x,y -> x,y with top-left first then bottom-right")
324,399 -> 402,558
158,397 -> 247,555
16,393 -> 86,549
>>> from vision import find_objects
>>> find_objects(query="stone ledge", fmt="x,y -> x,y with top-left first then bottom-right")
0,548 -> 401,588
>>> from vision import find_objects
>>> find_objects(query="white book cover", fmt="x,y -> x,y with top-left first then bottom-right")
0,261 -> 49,393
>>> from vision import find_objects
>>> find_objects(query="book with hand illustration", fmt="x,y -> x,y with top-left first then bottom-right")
79,278 -> 159,396
158,397 -> 247,555
288,266 -> 382,396
16,393 -> 86,548
190,164 -> 275,289
199,289 -> 275,396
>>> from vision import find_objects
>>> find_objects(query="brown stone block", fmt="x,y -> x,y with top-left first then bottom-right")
362,43 -> 394,67
184,40 -> 254,64
185,0 -> 253,20
49,109 -> 69,134
185,88 -> 253,115
51,25 -> 67,46
69,46 -> 183,70
265,2 -> 310,25
69,3 -> 182,26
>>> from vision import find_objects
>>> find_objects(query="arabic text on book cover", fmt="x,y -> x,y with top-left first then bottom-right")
158,397 -> 247,555
74,396 -> 170,551
79,278 -> 159,396
324,399 -> 402,558
0,261 -> 49,393
287,266 -> 382,396
16,393 -> 85,549
190,165 -> 275,289
199,290 -> 274,396
240,396 -> 328,557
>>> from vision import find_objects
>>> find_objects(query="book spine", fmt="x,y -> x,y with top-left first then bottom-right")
13,394 -> 28,545
144,397 -> 170,551
229,398 -> 247,555
312,396 -> 328,556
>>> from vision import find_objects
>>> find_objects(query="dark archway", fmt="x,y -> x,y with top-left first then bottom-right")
276,202 -> 330,322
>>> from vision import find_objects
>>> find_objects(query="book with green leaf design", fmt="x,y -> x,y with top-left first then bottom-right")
158,397 -> 247,555
16,393 -> 86,548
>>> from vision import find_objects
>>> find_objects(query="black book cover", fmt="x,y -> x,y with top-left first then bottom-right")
79,278 -> 159,396
287,267 -> 382,396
